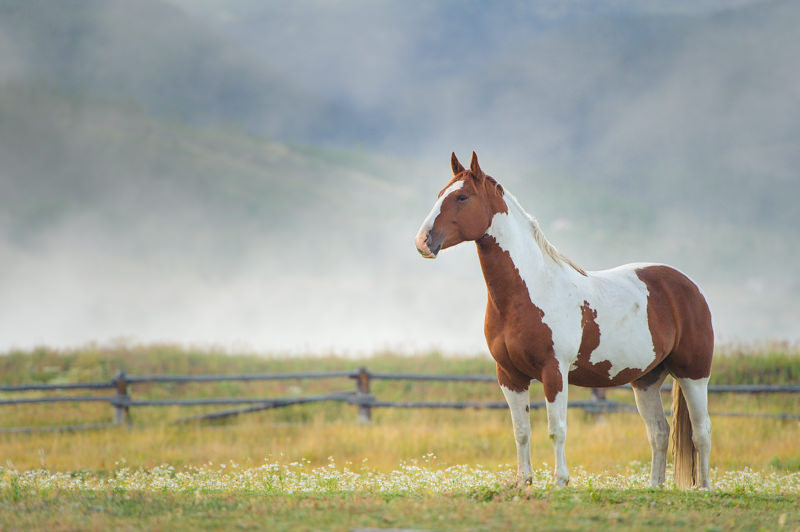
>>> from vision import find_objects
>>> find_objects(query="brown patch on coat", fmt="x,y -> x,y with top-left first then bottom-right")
436,154 -> 559,395
477,236 -> 563,401
568,353 -> 666,388
569,300 -> 635,387
635,266 -> 713,380
569,300 -> 638,387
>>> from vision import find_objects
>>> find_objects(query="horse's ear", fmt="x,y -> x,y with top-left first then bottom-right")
451,152 -> 465,175
470,151 -> 484,177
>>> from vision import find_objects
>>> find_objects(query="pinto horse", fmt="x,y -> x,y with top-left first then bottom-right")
415,152 -> 713,489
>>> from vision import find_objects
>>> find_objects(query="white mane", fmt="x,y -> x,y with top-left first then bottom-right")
503,191 -> 586,276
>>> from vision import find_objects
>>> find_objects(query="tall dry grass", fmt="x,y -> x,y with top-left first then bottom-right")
1,407 -> 797,475
0,342 -> 797,474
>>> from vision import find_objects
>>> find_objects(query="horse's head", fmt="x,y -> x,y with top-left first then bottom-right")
415,152 -> 506,258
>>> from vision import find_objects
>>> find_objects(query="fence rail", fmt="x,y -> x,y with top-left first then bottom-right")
1,368 -> 798,432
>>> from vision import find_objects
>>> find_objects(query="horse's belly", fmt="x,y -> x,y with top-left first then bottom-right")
567,355 -> 654,388
582,335 -> 658,380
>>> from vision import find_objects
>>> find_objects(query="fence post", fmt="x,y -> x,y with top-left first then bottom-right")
356,367 -> 371,423
591,388 -> 607,402
591,387 -> 607,419
113,370 -> 131,426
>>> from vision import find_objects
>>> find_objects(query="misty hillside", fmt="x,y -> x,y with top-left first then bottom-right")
0,85 -> 418,268
0,0 -> 371,142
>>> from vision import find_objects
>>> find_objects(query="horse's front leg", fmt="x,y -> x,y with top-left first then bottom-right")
500,384 -> 533,485
542,361 -> 570,487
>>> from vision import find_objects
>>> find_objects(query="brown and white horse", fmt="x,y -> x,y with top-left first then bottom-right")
415,152 -> 714,489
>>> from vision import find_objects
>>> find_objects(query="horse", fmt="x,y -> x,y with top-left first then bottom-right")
414,152 -> 713,489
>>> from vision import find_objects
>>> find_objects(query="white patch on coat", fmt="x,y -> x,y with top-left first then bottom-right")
486,190 -> 658,380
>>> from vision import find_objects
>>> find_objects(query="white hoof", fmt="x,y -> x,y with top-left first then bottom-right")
554,474 -> 569,488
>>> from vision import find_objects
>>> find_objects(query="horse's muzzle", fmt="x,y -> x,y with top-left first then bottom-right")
415,228 -> 441,259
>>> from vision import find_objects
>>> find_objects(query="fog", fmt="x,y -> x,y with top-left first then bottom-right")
0,0 -> 797,354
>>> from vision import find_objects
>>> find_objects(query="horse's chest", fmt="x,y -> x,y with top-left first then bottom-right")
484,293 -> 563,383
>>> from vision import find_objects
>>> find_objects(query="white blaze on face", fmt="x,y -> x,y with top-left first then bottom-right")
415,180 -> 464,258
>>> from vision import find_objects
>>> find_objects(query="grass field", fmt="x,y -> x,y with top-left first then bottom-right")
1,343 -> 798,531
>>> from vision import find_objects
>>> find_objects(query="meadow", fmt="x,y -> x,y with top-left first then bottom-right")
0,343 -> 798,531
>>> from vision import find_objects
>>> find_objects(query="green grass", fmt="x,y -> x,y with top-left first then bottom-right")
2,484 -> 798,531
1,454 -> 799,530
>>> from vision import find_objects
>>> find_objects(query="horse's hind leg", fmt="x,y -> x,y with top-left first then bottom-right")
675,376 -> 712,489
632,367 -> 669,487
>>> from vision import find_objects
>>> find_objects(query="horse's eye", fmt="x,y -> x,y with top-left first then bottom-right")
456,195 -> 469,202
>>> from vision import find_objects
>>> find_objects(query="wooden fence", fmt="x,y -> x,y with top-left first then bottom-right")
1,368 -> 799,432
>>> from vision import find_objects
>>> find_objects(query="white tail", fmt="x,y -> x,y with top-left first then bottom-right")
672,381 -> 698,488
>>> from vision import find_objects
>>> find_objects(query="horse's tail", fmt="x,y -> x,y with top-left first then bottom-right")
672,380 -> 697,489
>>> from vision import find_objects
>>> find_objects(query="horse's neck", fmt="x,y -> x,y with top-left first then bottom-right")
476,196 -> 577,310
